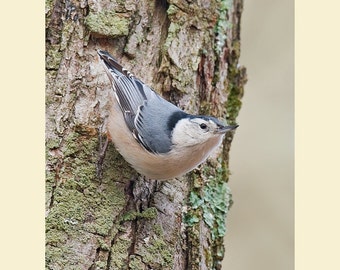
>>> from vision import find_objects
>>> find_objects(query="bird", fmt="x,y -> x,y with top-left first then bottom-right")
97,49 -> 238,180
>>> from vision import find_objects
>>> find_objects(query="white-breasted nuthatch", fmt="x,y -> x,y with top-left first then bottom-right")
98,50 -> 238,180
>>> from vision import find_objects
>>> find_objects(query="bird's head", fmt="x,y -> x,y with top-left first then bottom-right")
171,114 -> 238,147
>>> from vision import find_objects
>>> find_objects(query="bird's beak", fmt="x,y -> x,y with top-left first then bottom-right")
216,124 -> 239,134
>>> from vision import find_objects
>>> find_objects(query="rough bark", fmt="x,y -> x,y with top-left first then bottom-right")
45,0 -> 246,269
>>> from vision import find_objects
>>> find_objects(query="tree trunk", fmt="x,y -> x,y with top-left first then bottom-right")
45,0 -> 246,269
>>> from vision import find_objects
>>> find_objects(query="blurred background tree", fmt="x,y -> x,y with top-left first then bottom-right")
222,1 -> 294,270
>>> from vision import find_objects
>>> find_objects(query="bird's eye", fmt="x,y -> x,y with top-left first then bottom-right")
200,123 -> 208,130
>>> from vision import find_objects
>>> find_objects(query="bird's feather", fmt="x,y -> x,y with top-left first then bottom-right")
98,50 -> 182,154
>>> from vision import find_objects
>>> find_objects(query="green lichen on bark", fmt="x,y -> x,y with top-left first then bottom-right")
85,10 -> 130,37
138,231 -> 174,269
225,44 -> 246,124
215,0 -> 234,54
225,81 -> 243,124
129,255 -> 145,269
45,129 -> 128,268
109,236 -> 131,269
46,45 -> 63,70
122,207 -> 158,222
141,237 -> 173,268
184,160 -> 233,269
163,21 -> 181,54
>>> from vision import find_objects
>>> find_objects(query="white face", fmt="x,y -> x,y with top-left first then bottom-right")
171,117 -> 225,147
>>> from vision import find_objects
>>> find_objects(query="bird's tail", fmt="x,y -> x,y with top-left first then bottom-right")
97,50 -> 133,80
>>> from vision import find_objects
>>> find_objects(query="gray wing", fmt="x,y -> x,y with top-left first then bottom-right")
98,50 -> 181,154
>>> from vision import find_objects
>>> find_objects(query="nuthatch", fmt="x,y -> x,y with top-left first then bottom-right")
98,50 -> 238,180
